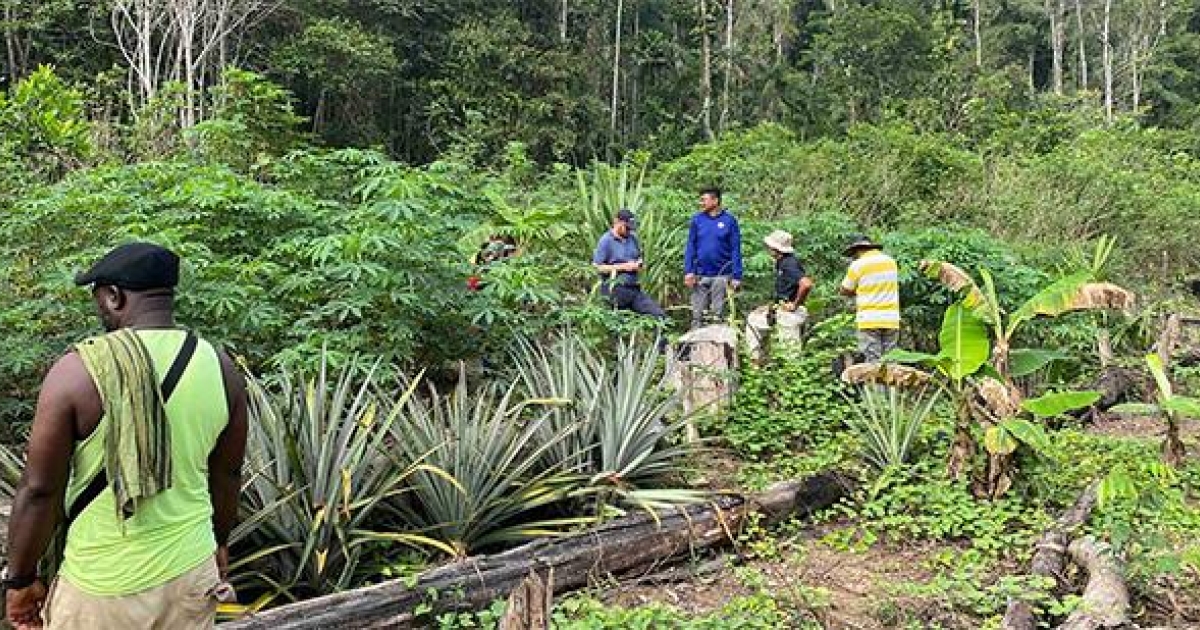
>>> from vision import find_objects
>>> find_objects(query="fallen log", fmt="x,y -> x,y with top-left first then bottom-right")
1001,480 -> 1099,630
1058,536 -> 1131,630
220,471 -> 851,630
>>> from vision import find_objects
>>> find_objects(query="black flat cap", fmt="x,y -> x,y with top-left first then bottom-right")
74,242 -> 180,290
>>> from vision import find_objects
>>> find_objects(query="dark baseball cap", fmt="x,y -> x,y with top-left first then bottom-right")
616,208 -> 635,222
74,242 -> 180,290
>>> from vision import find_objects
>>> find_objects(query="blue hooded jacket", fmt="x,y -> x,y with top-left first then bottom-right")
684,209 -> 743,279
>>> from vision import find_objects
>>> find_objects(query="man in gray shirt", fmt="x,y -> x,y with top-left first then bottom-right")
593,209 -> 666,318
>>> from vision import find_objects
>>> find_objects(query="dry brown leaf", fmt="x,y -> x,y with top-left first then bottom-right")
974,377 -> 1022,418
922,260 -> 974,291
922,260 -> 989,311
1070,283 -> 1135,313
840,362 -> 932,388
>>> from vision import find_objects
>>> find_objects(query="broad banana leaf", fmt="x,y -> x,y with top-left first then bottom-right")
1162,396 -> 1200,419
1008,273 -> 1134,335
939,302 -> 990,381
1021,390 -> 1101,418
999,418 -> 1052,454
1009,348 -> 1072,378
883,349 -> 944,365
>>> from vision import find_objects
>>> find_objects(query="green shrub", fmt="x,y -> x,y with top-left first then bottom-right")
0,65 -> 93,183
549,593 -> 822,630
187,68 -> 307,171
727,315 -> 856,459
883,226 -> 1050,351
827,459 -> 1049,558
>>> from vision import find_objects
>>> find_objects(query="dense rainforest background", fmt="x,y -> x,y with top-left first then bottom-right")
4,1 -> 1200,627
4,0 -> 1200,380
10,0 -> 1200,161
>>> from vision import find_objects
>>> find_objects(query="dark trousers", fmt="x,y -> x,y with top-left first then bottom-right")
604,284 -> 668,352
603,284 -> 667,318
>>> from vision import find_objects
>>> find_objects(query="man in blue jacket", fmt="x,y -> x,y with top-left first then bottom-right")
684,187 -> 743,329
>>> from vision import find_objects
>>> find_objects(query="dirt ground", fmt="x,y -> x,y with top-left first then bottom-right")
602,521 -> 1200,629
597,416 -> 1200,629
604,530 -> 993,629
1087,412 -> 1200,442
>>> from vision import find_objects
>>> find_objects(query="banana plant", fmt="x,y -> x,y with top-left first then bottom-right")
920,260 -> 1134,380
976,388 -> 1099,497
883,301 -> 992,483
1111,354 -> 1198,467
877,301 -> 1098,497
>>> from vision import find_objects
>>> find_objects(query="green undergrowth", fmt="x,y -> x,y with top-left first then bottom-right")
434,566 -> 828,630
433,593 -> 822,630
548,593 -> 821,630
807,423 -> 1200,627
723,315 -> 859,490
824,459 -> 1050,557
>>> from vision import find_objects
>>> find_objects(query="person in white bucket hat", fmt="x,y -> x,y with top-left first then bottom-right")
746,230 -> 814,360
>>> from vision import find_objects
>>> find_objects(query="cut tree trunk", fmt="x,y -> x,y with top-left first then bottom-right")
670,325 -> 738,442
220,472 -> 851,630
498,569 -> 553,630
1058,536 -> 1131,630
1001,481 -> 1099,630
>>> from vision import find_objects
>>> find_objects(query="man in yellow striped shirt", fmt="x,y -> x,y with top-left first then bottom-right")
839,236 -> 900,362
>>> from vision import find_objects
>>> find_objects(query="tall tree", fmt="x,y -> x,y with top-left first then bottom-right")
974,0 -> 984,67
110,0 -> 278,125
1076,0 -> 1088,89
610,0 -> 623,143
700,0 -> 715,140
1102,0 -> 1113,120
560,0 -> 568,42
719,0 -> 734,132
1047,0 -> 1066,94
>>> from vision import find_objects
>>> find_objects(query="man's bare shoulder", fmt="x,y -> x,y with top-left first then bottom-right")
34,350 -> 103,437
42,351 -> 93,392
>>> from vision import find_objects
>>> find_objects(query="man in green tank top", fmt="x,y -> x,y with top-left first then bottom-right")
5,243 -> 248,629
